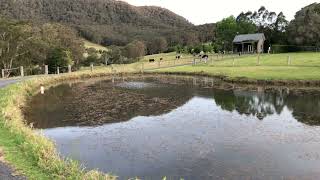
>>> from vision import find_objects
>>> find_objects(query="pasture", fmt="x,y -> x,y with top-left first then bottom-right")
153,52 -> 320,80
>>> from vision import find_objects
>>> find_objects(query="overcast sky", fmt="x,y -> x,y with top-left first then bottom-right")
122,0 -> 319,25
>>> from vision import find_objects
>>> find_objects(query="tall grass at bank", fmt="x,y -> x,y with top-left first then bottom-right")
0,69 -> 134,179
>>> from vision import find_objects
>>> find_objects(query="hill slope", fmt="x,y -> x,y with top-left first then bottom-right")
0,0 -> 213,47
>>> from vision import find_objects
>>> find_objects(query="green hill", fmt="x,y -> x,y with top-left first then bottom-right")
0,0 -> 214,47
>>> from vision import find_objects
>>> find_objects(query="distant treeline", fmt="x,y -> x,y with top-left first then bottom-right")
214,3 -> 320,52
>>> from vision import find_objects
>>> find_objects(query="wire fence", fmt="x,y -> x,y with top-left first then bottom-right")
2,52 -> 320,79
1,67 -> 22,78
1,64 -> 74,79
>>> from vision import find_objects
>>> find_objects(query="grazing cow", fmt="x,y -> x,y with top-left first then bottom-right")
149,59 -> 155,63
176,55 -> 181,60
160,58 -> 163,61
202,55 -> 209,59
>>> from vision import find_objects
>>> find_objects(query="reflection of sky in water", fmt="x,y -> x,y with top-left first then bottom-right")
116,82 -> 160,89
44,97 -> 320,179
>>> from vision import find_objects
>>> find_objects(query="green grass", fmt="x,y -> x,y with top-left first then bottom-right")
154,52 -> 320,80
0,119 -> 51,179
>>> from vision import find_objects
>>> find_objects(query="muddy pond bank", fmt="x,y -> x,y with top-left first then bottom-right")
24,75 -> 320,179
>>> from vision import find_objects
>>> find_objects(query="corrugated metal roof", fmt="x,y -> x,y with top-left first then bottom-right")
233,33 -> 265,43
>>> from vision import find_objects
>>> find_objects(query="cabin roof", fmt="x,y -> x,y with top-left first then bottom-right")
233,33 -> 265,43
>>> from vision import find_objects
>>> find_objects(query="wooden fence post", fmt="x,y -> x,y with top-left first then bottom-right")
57,67 -> 60,75
20,66 -> 24,77
45,65 -> 48,75
1,69 -> 5,78
68,65 -> 72,73
233,57 -> 235,67
90,63 -> 93,72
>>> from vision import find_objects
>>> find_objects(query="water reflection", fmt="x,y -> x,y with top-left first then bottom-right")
23,75 -> 320,179
25,76 -> 320,129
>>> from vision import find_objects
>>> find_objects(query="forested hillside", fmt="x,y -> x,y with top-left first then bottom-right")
0,0 -> 214,47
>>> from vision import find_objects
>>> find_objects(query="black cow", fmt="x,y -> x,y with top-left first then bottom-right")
160,58 -> 163,61
176,55 -> 181,60
149,59 -> 155,63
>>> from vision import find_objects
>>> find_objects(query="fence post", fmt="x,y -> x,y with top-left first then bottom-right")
20,66 -> 24,77
68,65 -> 72,73
45,65 -> 48,75
287,56 -> 291,66
141,62 -> 144,73
57,67 -> 60,75
1,69 -> 4,78
233,57 -> 235,67
90,63 -> 93,72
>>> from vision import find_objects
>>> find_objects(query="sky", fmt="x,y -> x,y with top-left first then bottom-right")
122,0 -> 319,25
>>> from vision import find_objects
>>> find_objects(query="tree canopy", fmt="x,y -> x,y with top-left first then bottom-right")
287,3 -> 320,46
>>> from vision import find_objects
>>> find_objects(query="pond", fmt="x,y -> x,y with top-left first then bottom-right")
24,75 -> 320,179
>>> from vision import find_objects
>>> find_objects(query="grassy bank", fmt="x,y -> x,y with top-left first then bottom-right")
1,52 -> 319,179
153,52 -> 320,80
0,69 -> 135,179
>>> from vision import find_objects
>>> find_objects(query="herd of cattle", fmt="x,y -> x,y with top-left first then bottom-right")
149,54 -> 209,63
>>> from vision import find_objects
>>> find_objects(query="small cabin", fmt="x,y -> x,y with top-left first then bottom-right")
233,33 -> 265,54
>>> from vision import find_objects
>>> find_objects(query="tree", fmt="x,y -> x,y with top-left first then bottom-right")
105,46 -> 124,64
287,3 -> 320,46
202,44 -> 213,53
123,40 -> 146,59
0,18 -> 35,76
82,48 -> 101,66
39,23 -> 85,67
148,37 -> 168,54
46,48 -> 73,73
238,6 -> 288,46
215,16 -> 241,51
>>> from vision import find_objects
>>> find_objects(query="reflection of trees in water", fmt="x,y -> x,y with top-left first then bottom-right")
24,84 -> 76,128
25,75 -> 320,128
211,89 -> 320,126
285,94 -> 320,126
25,81 -> 195,129
212,89 -> 286,120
